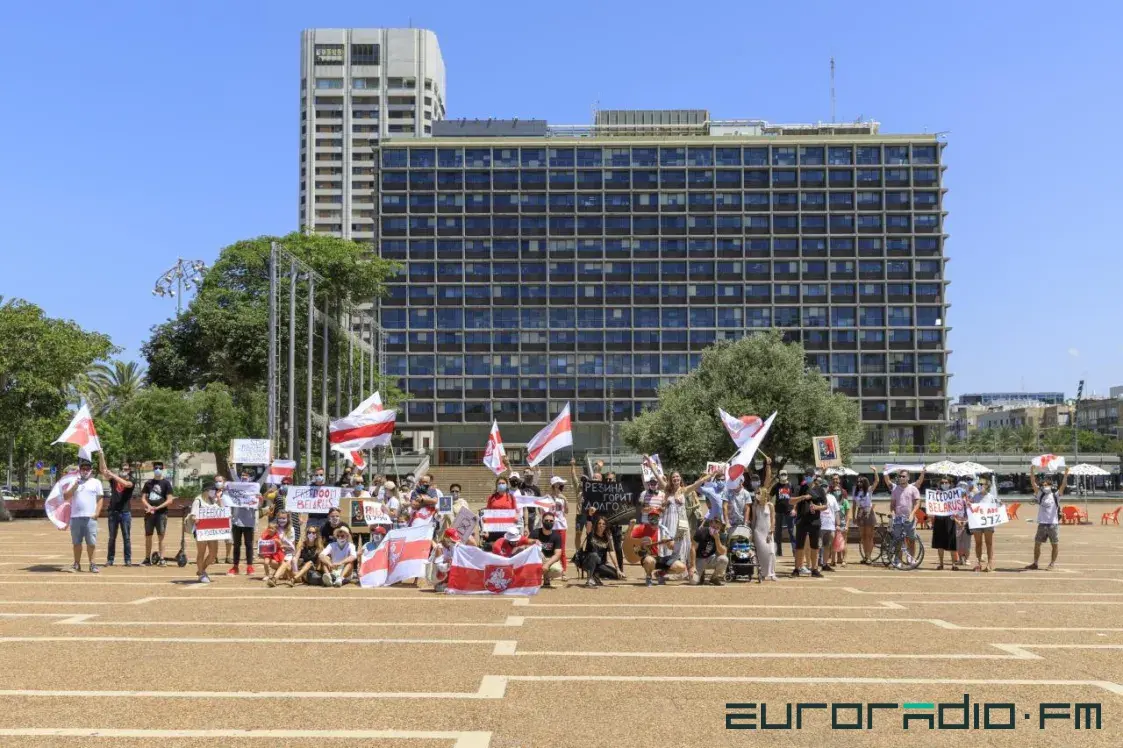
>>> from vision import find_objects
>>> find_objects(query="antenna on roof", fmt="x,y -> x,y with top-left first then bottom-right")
829,56 -> 836,124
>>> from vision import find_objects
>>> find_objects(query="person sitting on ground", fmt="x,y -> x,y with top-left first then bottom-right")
293,524 -> 324,585
532,511 -> 565,588
1026,464 -> 1070,571
491,526 -> 530,558
262,511 -> 296,587
691,516 -> 730,585
428,527 -> 462,592
632,508 -> 686,586
580,515 -> 625,587
319,525 -> 357,587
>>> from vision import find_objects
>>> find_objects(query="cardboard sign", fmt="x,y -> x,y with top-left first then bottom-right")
581,479 -> 636,524
452,507 -> 479,542
362,500 -> 392,526
288,485 -> 343,514
230,439 -> 271,465
438,493 -> 453,514
705,461 -> 729,476
642,454 -> 665,484
967,502 -> 1009,530
221,482 -> 260,509
194,504 -> 232,542
813,435 -> 842,469
924,489 -> 964,517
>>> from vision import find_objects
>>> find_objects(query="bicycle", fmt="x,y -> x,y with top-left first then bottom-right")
861,511 -> 892,565
880,515 -> 925,570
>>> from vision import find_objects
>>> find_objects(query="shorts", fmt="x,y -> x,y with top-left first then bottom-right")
890,517 -> 917,543
1035,524 -> 1059,544
70,516 -> 98,546
573,511 -> 590,531
819,528 -> 835,549
856,507 -> 875,527
796,522 -> 821,550
653,555 -> 675,572
144,512 -> 168,536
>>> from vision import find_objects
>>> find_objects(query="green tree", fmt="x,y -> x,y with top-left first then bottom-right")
83,360 -> 146,415
621,331 -> 863,472
104,387 -> 196,464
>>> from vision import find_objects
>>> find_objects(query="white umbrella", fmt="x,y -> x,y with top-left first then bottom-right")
955,461 -> 992,476
1069,463 -> 1109,476
825,466 -> 858,476
925,460 -> 960,475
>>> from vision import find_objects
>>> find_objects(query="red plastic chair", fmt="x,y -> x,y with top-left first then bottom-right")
1060,506 -> 1083,525
1101,507 -> 1121,525
1007,502 -> 1021,520
914,507 -> 929,529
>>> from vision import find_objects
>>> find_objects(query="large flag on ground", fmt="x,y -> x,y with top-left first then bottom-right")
481,508 -> 520,534
263,459 -> 296,484
726,412 -> 777,482
52,404 -> 101,461
526,404 -> 573,467
44,470 -> 79,530
446,544 -> 543,595
1032,454 -> 1066,472
483,420 -> 508,476
718,408 -> 764,450
329,409 -> 396,451
359,525 -> 432,588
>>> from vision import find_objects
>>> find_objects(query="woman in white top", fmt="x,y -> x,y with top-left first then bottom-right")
966,475 -> 998,572
186,483 -> 221,584
749,457 -> 776,581
546,476 -> 570,571
656,469 -> 714,572
852,477 -> 875,564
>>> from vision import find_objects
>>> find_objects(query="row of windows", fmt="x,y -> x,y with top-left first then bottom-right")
379,169 -> 941,191
380,305 -> 945,329
313,43 -> 381,66
378,237 -> 942,258
380,190 -> 942,210
395,260 -> 938,278
381,145 -> 940,169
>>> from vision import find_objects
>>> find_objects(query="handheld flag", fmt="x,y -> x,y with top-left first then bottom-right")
44,470 -> 79,530
351,391 -> 384,416
52,403 -> 101,461
263,459 -> 296,485
329,408 -> 396,451
526,404 -> 573,467
726,412 -> 777,482
483,420 -> 508,476
718,408 -> 763,449
1032,454 -> 1066,472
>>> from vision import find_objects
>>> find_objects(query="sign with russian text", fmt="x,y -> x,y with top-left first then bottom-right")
230,439 -> 271,465
288,485 -> 343,514
924,489 -> 964,517
221,482 -> 260,509
967,502 -> 1009,530
581,479 -> 636,525
194,504 -> 232,542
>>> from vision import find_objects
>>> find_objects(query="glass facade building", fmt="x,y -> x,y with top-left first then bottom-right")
366,120 -> 949,454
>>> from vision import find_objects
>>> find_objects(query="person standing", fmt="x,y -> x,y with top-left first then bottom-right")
875,466 -> 925,569
186,483 -> 221,583
545,477 -> 570,571
931,476 -> 960,570
750,480 -> 776,581
770,470 -> 797,557
818,483 -> 839,572
63,458 -> 104,573
226,468 -> 258,577
98,453 -> 134,567
1026,465 -> 1069,571
831,476 -> 851,567
140,462 -> 174,567
640,476 -> 666,524
723,477 -> 752,534
852,477 -> 875,564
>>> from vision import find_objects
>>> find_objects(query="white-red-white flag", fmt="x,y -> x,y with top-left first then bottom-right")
514,492 -> 555,512
526,404 -> 573,467
332,446 -> 366,470
719,408 -> 764,450
481,508 -> 520,534
359,525 -> 432,588
44,470 -> 79,530
483,420 -> 507,476
447,544 -> 543,596
726,411 -> 777,482
1032,454 -> 1066,471
52,403 -> 101,460
263,459 -> 296,484
351,391 -> 384,416
329,408 -> 396,451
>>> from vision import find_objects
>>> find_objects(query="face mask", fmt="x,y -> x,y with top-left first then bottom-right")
313,475 -> 324,484
542,522 -> 554,530
153,470 -> 163,478
451,490 -> 460,497
940,483 -> 950,490
497,484 -> 507,492
335,537 -> 347,545
307,533 -> 316,541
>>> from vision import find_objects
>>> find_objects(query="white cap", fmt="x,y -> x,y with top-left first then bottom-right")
507,471 -> 521,480
504,527 -> 521,542
550,476 -> 566,486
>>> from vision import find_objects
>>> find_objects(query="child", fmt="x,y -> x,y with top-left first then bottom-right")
319,526 -> 357,587
258,522 -> 286,587
293,524 -> 324,585
428,527 -> 461,592
953,481 -> 971,570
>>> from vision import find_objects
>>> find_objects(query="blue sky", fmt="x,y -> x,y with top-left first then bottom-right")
1,0 -> 1120,398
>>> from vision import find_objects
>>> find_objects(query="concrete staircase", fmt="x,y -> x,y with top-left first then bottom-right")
429,466 -> 501,506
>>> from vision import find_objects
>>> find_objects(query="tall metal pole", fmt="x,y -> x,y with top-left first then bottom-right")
305,277 -> 315,478
321,295 -> 330,474
347,308 -> 354,413
288,260 -> 297,461
267,243 -> 278,447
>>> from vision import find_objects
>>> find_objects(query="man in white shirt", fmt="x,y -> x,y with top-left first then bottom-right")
1026,464 -> 1070,570
63,459 -> 105,573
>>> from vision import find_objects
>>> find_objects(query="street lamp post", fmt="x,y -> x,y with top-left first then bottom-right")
152,258 -> 207,316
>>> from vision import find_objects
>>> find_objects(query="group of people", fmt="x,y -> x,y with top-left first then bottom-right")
59,451 -> 1071,587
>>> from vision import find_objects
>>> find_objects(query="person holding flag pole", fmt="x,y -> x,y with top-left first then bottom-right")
52,404 -> 105,572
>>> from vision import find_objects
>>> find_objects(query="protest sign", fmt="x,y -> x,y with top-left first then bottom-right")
452,507 -> 479,542
220,482 -> 260,509
705,461 -> 729,476
438,493 -> 453,514
581,479 -> 636,524
361,500 -> 391,526
230,439 -> 271,465
195,504 -> 232,542
967,502 -> 1009,530
288,485 -> 343,514
813,435 -> 842,469
641,454 -> 664,484
924,489 -> 963,517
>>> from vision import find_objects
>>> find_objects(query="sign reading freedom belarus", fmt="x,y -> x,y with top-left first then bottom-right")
195,504 -> 232,542
288,486 -> 343,514
924,489 -> 964,517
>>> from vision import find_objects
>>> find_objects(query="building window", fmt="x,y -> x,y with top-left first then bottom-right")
315,78 -> 344,89
314,44 -> 344,65
350,43 -> 379,65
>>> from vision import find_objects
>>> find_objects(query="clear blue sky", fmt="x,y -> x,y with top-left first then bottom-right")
2,0 -> 1120,399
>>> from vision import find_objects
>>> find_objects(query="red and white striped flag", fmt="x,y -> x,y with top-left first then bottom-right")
329,408 -> 396,451
44,470 -> 79,530
52,403 -> 101,460
718,408 -> 764,449
447,544 -> 543,596
526,404 -> 573,467
352,391 -> 384,416
483,420 -> 507,476
726,411 -> 777,482
514,492 -> 555,512
263,459 -> 296,484
359,525 -> 432,588
481,508 -> 520,534
1032,454 -> 1066,471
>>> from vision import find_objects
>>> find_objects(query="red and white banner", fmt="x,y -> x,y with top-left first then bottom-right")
1032,454 -> 1066,472
446,544 -> 543,596
483,420 -> 507,476
263,459 -> 296,485
526,404 -> 573,467
726,411 -> 777,482
359,525 -> 432,588
329,408 -> 396,451
481,508 -> 519,534
44,470 -> 79,530
194,503 -> 232,542
718,408 -> 763,450
52,403 -> 101,460
514,492 -> 554,512
352,391 -> 384,416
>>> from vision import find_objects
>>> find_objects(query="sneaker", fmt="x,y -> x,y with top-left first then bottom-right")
245,565 -> 255,576
790,568 -> 800,578
265,577 -> 276,588
321,573 -> 333,587
709,577 -> 725,586
124,561 -> 134,567
283,578 -> 294,587
224,556 -> 232,565
584,579 -> 597,589
150,552 -> 160,565
821,564 -> 834,572
592,576 -> 604,587
105,561 -> 115,567
157,559 -> 167,567
811,569 -> 823,578
645,577 -> 654,587
67,563 -> 79,573
767,574 -> 778,581
1024,563 -> 1039,570
333,574 -> 343,588
799,566 -> 811,577
891,560 -> 902,569
542,579 -> 553,588
1046,563 -> 1055,571
89,564 -> 100,574
226,567 -> 238,577
656,573 -> 666,585
140,559 -> 152,567
198,574 -> 211,584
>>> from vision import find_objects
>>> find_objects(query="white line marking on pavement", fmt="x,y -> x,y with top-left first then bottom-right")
49,616 -> 527,629
841,586 -> 1123,597
0,635 -> 505,646
492,643 -> 1042,661
0,728 -> 493,745
523,601 -> 898,611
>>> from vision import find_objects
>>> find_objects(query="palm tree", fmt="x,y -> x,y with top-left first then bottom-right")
84,360 -> 146,415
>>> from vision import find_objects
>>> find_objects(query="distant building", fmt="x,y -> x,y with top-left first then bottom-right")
958,392 -> 1065,406
1109,385 -> 1123,399
1076,396 -> 1121,438
949,401 -> 1070,440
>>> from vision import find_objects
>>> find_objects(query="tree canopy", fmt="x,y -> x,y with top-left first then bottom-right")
621,331 -> 864,472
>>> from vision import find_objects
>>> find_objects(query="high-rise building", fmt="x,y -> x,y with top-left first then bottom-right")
299,28 -> 446,239
366,112 -> 950,461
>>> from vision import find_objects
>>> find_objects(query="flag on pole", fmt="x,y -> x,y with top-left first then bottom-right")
332,446 -> 366,470
351,391 -> 384,416
52,403 -> 101,461
329,409 -> 396,451
359,526 -> 432,588
718,408 -> 764,449
526,404 -> 573,467
1032,454 -> 1066,471
44,470 -> 79,530
481,508 -> 520,534
483,420 -> 507,476
446,544 -> 543,595
263,459 -> 296,484
726,411 -> 777,482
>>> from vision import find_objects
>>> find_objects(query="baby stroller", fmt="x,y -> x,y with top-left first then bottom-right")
725,526 -> 757,582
